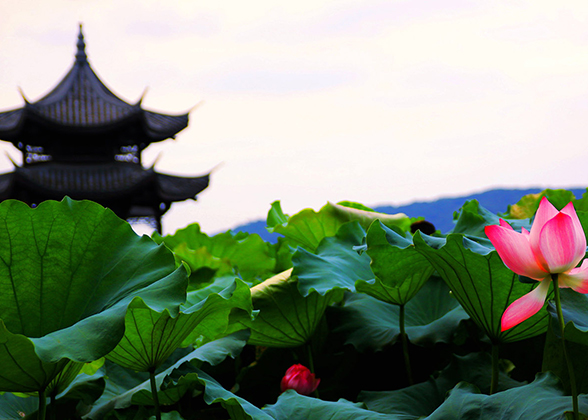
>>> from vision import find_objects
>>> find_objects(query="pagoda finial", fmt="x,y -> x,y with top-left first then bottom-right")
75,23 -> 88,64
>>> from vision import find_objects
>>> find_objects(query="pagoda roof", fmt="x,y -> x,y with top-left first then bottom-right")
0,25 -> 189,143
0,163 -> 209,202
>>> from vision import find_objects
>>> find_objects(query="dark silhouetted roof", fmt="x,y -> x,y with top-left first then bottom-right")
0,163 -> 208,202
0,25 -> 189,143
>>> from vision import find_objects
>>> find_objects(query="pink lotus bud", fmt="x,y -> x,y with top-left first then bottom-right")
280,364 -> 320,395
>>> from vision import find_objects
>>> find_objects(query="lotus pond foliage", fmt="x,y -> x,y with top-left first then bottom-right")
1,192 -> 588,419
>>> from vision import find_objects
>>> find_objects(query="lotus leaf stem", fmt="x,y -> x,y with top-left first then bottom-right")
38,388 -> 46,420
149,368 -> 162,420
48,388 -> 59,420
399,304 -> 413,385
552,274 -> 579,420
490,343 -> 499,394
307,343 -> 320,398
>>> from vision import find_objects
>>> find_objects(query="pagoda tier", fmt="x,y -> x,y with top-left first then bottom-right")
0,27 -> 188,150
0,25 -> 210,232
0,164 -> 209,227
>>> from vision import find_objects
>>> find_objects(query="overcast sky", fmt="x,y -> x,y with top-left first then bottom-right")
1,1 -> 588,234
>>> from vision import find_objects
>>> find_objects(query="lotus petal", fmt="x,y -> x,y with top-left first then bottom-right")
485,224 -> 547,280
501,279 -> 551,331
538,213 -> 582,272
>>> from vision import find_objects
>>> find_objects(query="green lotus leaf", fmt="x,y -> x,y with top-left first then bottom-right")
502,189 -> 585,219
358,221 -> 434,305
195,368 -> 273,420
495,188 -> 588,245
267,201 -> 411,253
182,278 -> 254,346
335,276 -> 468,351
0,198 -> 189,392
327,202 -> 412,232
48,366 -> 106,419
132,371 -> 202,408
413,232 -> 549,343
45,360 -> 87,399
263,390 -> 392,420
546,289 -> 588,338
185,274 -> 239,302
451,200 -> 531,243
0,392 -> 37,419
543,289 -> 588,395
0,363 -> 106,419
233,268 -> 342,347
106,279 -> 253,372
14,358 -> 104,402
359,352 -> 524,417
426,372 -> 588,420
154,223 -> 276,283
0,320 -> 69,393
266,201 -> 348,252
87,331 -> 250,419
266,200 -> 289,228
292,221 -> 373,296
498,189 -> 588,241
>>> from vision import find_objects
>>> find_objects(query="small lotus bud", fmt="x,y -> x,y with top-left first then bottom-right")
280,364 -> 320,395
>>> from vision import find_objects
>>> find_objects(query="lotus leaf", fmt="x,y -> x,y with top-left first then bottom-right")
267,201 -> 411,253
154,223 -> 276,283
0,198 -> 189,393
88,331 -> 250,418
359,352 -> 524,417
413,232 -> 549,343
106,279 -> 253,372
357,221 -> 434,305
263,390 -> 391,420
335,276 -> 468,351
292,221 -> 373,296
427,373 -> 588,420
543,289 -> 588,394
234,269 -> 341,347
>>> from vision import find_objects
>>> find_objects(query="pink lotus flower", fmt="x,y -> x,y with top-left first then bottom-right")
485,196 -> 588,331
280,364 -> 320,395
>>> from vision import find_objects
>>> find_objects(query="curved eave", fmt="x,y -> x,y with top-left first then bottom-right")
0,106 -> 187,146
155,172 -> 209,201
0,108 -> 26,142
143,111 -> 189,141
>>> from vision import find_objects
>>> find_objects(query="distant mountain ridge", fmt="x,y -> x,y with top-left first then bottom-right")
233,188 -> 587,242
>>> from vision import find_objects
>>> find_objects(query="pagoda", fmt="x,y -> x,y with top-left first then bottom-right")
0,25 -> 209,232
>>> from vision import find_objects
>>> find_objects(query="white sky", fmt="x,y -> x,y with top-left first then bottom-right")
1,0 -> 588,234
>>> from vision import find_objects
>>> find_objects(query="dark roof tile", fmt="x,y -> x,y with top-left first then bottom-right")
15,163 -> 151,198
